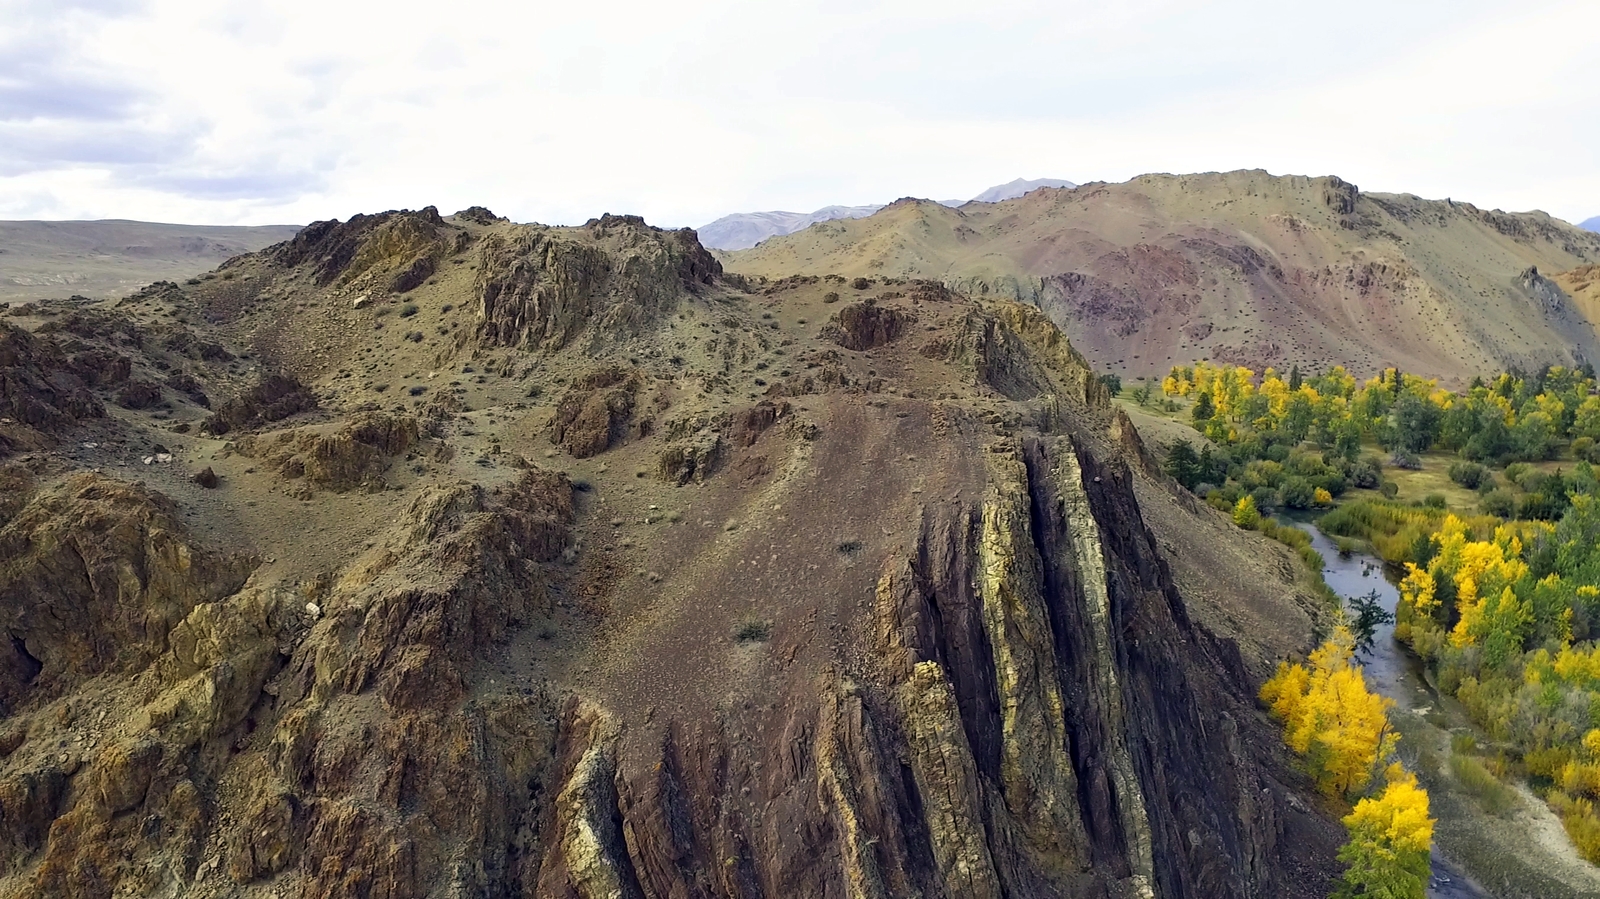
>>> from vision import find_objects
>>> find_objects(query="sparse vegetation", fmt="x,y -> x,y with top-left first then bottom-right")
1448,750 -> 1516,817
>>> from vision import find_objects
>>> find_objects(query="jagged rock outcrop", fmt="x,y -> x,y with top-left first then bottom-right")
0,468 -> 574,898
821,298 -> 913,350
474,215 -> 720,352
550,366 -> 644,458
0,474 -> 256,711
0,323 -> 105,457
924,300 -> 1108,404
202,374 -> 317,436
268,207 -> 454,292
1520,264 -> 1572,314
235,412 -> 420,493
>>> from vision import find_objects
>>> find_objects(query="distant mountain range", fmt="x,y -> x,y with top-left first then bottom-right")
0,219 -> 301,302
1583,216 -> 1600,233
696,177 -> 1076,250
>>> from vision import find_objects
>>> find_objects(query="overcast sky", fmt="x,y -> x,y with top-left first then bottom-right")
1,0 -> 1596,228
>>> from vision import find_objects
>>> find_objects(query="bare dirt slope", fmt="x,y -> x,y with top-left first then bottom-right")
0,219 -> 300,302
724,171 -> 1600,383
0,207 -> 1343,898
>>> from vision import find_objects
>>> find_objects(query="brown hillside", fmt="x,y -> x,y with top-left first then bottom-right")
724,171 -> 1600,383
1554,264 -> 1600,328
0,208 -> 1350,898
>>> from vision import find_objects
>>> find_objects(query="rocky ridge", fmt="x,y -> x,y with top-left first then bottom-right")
0,207 -> 1342,898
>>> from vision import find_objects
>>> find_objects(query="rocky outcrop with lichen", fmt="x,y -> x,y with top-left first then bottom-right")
474,214 -> 720,352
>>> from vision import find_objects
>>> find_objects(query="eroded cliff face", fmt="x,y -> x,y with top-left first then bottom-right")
0,217 -> 1342,898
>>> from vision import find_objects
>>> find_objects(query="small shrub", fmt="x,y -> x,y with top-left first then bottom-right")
1379,480 -> 1399,499
1448,461 -> 1487,490
1351,455 -> 1383,489
400,303 -> 420,317
1233,495 -> 1260,529
1389,449 -> 1421,470
1423,493 -> 1447,510
823,292 -> 840,304
1480,490 -> 1515,518
734,617 -> 772,643
1279,476 -> 1316,510
1504,461 -> 1531,485
850,277 -> 870,290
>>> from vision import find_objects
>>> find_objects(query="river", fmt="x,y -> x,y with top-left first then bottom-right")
1292,522 -> 1485,898
1293,520 -> 1600,899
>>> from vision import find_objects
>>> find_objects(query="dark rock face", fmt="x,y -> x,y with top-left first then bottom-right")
549,366 -> 641,458
202,374 -> 317,435
1320,176 -> 1359,216
822,299 -> 912,350
1520,265 -> 1572,314
452,205 -> 504,225
113,380 -> 162,410
0,323 -> 105,456
268,207 -> 450,289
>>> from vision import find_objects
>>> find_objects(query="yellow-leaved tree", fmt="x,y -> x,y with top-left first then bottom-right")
1259,626 -> 1398,798
1333,765 -> 1434,899
1262,629 -> 1434,897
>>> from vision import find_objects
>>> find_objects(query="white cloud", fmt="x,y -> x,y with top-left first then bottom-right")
0,0 -> 1595,226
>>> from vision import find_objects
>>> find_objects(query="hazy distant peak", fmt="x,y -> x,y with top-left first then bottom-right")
698,177 -> 1076,250
1583,216 -> 1600,233
696,204 -> 883,251
965,177 -> 1077,204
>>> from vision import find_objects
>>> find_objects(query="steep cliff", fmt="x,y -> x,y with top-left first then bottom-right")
0,213 -> 1342,898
